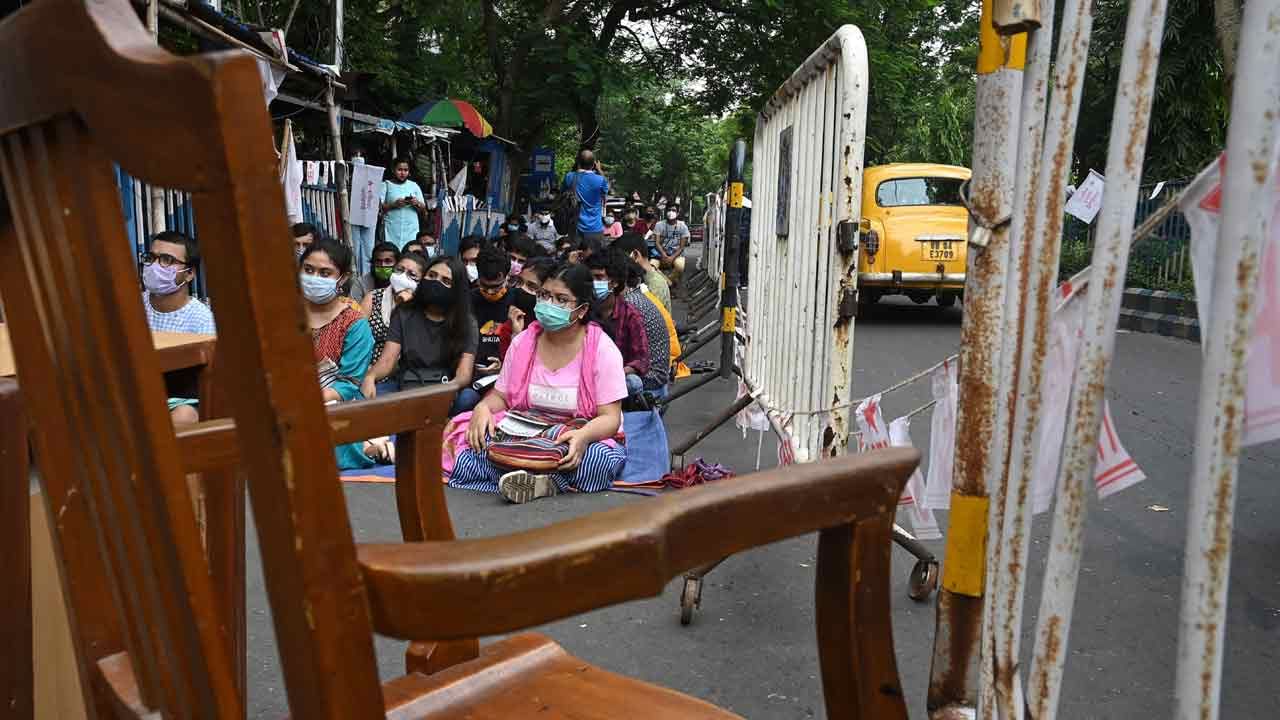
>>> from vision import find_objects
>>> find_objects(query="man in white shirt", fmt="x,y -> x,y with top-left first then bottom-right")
650,207 -> 690,285
139,231 -> 216,425
528,210 -> 559,252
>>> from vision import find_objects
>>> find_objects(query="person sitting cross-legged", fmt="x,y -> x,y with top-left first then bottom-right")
449,262 -> 628,504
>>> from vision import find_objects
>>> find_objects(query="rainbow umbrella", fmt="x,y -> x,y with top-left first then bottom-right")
400,99 -> 493,138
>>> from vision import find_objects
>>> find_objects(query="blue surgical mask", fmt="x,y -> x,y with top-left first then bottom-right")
592,279 -> 611,300
535,300 -> 577,331
299,273 -> 339,304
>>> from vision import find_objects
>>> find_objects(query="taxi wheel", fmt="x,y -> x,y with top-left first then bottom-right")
936,293 -> 957,308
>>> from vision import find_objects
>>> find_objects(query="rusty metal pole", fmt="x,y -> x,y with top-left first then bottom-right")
720,140 -> 747,379
983,0 -> 1094,711
1175,2 -> 1280,716
926,0 -> 1025,715
1023,0 -> 1170,715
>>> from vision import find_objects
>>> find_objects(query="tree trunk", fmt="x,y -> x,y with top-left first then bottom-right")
578,102 -> 601,150
1214,0 -> 1241,98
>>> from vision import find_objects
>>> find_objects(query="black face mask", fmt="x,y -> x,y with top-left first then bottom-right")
510,286 -> 538,316
414,279 -> 455,309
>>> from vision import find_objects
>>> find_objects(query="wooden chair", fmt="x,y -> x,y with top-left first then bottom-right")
0,1 -> 919,718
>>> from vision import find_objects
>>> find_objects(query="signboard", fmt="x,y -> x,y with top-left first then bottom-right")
532,146 -> 555,174
349,163 -> 385,228
1064,169 -> 1106,224
775,125 -> 793,236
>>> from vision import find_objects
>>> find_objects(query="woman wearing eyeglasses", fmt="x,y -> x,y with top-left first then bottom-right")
447,262 -> 628,504
360,255 -> 477,414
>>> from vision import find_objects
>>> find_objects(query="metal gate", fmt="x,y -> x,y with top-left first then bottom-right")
925,0 -> 1280,716
742,25 -> 868,462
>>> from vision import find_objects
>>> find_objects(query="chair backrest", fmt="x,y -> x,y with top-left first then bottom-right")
0,1 -> 383,717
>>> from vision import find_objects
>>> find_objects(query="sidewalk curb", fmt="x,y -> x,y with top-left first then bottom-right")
1119,288 -> 1199,342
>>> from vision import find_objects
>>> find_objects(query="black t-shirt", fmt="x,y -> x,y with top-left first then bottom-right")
471,289 -> 512,366
388,305 -> 479,380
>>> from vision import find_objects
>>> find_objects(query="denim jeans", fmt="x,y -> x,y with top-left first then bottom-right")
451,387 -> 483,416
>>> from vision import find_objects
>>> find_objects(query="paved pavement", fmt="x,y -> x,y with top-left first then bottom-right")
244,290 -> 1279,718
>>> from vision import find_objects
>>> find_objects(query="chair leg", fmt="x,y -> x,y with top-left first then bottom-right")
396,427 -> 479,675
0,379 -> 32,720
815,518 -> 908,719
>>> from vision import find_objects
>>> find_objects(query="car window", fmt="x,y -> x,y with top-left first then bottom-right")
876,177 -> 965,207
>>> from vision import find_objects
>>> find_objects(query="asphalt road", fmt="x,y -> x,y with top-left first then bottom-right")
244,293 -> 1279,719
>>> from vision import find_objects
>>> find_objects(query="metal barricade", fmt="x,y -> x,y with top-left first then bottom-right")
302,183 -> 341,239
700,190 -> 725,283
925,0 -> 1280,716
742,24 -> 868,462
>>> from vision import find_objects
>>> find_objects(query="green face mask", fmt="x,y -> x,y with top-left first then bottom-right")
374,266 -> 394,281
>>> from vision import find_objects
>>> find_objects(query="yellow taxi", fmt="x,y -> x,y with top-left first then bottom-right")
857,163 -> 971,308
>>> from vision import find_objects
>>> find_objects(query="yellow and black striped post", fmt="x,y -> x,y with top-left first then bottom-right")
719,139 -> 747,378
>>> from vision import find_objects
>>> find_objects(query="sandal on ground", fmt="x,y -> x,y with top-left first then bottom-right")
499,470 -> 560,504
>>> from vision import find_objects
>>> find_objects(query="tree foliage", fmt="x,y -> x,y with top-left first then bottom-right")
149,0 -> 1232,196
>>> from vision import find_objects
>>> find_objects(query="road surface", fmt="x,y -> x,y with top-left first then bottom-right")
244,294 -> 1279,718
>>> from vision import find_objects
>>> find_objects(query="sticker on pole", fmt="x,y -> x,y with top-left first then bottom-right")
1064,169 -> 1106,224
729,182 -> 745,209
1183,153 -> 1280,446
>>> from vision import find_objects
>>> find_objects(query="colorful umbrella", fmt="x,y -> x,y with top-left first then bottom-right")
400,99 -> 493,138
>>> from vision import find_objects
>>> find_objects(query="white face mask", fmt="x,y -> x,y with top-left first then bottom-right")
604,215 -> 615,225
352,155 -> 365,165
667,211 -> 678,221
424,245 -> 439,258
466,263 -> 479,283
389,270 -> 418,295
539,215 -> 550,225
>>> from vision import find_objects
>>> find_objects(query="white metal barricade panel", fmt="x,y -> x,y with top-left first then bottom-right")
744,25 -> 868,463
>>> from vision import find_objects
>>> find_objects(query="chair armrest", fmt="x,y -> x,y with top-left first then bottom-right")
176,384 -> 457,474
356,448 -> 918,641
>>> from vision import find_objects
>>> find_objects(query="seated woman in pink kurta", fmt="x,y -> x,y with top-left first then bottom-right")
448,263 -> 628,504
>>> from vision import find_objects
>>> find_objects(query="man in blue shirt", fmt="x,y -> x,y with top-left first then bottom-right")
562,149 -> 609,248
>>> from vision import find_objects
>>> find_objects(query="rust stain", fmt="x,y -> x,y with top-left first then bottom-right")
1031,615 -> 1063,712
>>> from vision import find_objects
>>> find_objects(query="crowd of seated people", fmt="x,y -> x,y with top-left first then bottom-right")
144,203 -> 692,497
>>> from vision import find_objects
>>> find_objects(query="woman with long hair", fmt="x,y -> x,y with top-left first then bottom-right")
448,262 -> 628,503
361,254 -> 478,415
300,238 -> 392,468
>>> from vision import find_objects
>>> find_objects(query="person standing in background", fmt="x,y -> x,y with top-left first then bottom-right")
381,157 -> 425,250
528,209 -> 559,252
561,149 -> 610,248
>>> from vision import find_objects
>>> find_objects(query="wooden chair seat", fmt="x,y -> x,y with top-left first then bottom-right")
380,634 -> 740,720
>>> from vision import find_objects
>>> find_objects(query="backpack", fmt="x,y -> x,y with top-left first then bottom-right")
553,171 -> 582,236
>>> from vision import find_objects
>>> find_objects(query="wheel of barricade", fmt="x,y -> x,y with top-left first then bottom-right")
678,575 -> 702,626
907,560 -> 940,602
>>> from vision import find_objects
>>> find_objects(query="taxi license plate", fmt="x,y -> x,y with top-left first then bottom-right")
921,240 -> 957,261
